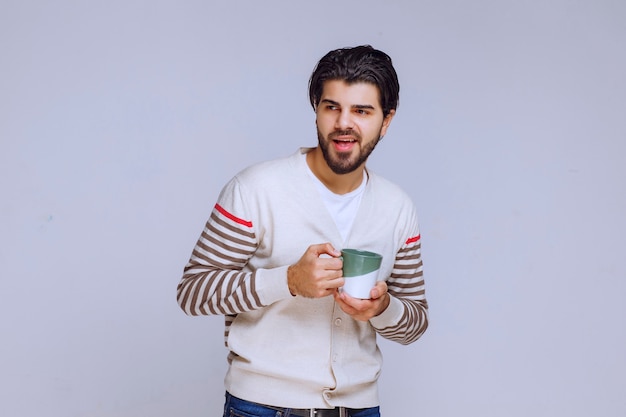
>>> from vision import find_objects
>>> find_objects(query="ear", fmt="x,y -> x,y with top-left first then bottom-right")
380,109 -> 396,137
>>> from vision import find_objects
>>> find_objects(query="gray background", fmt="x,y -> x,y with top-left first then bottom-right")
1,1 -> 625,416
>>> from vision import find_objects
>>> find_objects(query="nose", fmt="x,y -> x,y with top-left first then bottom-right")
335,109 -> 354,130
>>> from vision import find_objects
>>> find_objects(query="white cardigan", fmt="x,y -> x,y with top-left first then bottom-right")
178,148 -> 428,409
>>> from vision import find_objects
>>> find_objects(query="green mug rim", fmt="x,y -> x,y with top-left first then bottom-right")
341,248 -> 382,277
341,248 -> 382,259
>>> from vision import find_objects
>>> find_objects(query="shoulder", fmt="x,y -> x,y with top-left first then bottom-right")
365,170 -> 420,230
234,149 -> 306,186
367,170 -> 415,206
218,149 -> 310,203
215,150 -> 309,221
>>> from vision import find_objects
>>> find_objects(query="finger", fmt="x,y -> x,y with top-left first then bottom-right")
325,276 -> 345,289
334,292 -> 355,311
319,257 -> 343,271
338,291 -> 369,308
370,281 -> 387,299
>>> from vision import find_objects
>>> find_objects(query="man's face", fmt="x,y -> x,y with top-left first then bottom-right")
315,80 -> 394,175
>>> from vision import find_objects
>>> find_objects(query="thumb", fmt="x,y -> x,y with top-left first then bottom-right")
324,243 -> 341,258
312,243 -> 341,258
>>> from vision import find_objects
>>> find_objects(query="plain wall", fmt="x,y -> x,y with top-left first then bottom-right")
1,1 -> 625,416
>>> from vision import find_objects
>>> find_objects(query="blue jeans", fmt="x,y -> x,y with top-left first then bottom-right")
223,392 -> 381,417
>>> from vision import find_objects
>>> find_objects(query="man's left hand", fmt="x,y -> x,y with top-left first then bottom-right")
333,281 -> 390,321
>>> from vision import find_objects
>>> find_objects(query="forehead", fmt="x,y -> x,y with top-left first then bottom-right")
320,80 -> 381,108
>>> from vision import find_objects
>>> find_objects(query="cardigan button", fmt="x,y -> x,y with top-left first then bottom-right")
334,318 -> 342,326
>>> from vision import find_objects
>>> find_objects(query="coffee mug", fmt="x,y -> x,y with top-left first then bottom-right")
341,249 -> 383,299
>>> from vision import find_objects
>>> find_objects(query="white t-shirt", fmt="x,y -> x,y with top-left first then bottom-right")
304,154 -> 367,242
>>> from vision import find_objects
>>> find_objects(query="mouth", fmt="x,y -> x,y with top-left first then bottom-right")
332,138 -> 357,152
329,130 -> 359,152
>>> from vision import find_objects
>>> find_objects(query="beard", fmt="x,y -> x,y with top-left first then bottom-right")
317,128 -> 382,175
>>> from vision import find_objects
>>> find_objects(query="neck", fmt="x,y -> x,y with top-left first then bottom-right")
306,148 -> 365,195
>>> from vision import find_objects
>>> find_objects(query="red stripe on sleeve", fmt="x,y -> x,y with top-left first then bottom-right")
214,204 -> 253,228
405,234 -> 421,244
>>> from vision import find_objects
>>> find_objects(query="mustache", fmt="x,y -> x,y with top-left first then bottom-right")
328,130 -> 361,141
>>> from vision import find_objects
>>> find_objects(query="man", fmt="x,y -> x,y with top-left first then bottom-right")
177,45 -> 428,417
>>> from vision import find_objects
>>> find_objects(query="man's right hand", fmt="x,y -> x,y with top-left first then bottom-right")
287,243 -> 344,298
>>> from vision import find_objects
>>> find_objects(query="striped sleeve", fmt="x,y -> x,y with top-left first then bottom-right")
176,202 -> 263,316
372,233 -> 428,345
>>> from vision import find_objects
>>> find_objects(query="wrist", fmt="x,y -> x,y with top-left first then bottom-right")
287,265 -> 297,297
375,292 -> 391,316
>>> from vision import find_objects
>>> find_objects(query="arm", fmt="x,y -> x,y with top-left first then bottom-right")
177,178 -> 344,316
371,233 -> 428,344
176,202 -> 264,316
335,233 -> 428,345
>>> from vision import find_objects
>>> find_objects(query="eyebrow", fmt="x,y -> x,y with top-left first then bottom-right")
320,99 -> 376,110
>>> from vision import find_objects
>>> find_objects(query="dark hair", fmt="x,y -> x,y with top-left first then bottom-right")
308,45 -> 400,117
